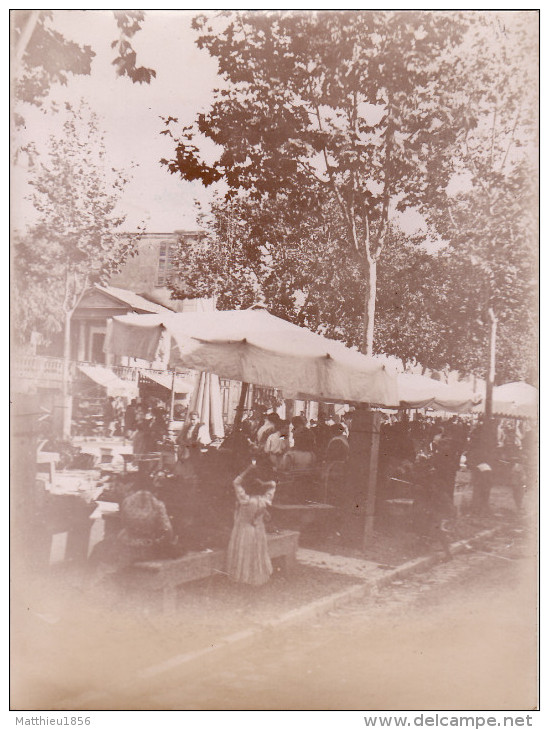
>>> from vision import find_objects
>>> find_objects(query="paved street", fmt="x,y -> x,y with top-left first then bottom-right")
77,526 -> 537,712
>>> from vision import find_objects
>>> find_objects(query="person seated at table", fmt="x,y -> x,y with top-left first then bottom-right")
325,423 -> 350,463
151,453 -> 199,552
263,415 -> 288,468
311,415 -> 333,457
280,416 -> 316,471
89,473 -> 180,582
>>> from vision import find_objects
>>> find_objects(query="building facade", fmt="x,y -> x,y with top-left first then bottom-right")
108,230 -> 214,312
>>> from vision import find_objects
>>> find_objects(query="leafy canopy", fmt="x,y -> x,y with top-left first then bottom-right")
161,10 -> 473,357
11,10 -> 155,126
12,102 -> 140,343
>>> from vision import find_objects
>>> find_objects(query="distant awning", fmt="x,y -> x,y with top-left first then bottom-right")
396,373 -> 481,413
473,382 -> 538,419
140,370 -> 194,394
78,364 -> 138,399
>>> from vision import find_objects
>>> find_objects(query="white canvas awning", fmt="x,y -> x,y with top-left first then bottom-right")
396,374 -> 481,413
139,370 -> 194,394
78,364 -> 138,399
474,382 -> 538,419
104,310 -> 399,406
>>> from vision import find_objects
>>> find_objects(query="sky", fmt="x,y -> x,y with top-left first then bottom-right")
11,9 -> 433,239
11,8 -> 537,243
12,9 -> 225,233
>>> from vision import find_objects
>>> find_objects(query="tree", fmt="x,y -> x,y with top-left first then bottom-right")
12,102 -> 142,434
13,102 -> 140,337
161,10 -> 469,355
425,12 -> 538,385
11,10 -> 155,126
168,192 -> 455,371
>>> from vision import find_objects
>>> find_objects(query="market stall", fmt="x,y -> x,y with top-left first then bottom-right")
104,309 -> 399,406
73,364 -> 139,436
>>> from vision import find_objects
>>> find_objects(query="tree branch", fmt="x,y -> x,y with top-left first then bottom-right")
313,103 -> 362,257
499,103 -> 521,173
13,10 -> 40,66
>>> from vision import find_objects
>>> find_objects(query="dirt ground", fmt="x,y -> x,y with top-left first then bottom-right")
10,477 -> 536,710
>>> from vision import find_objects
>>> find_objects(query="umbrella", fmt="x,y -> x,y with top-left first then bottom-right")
186,371 -> 225,441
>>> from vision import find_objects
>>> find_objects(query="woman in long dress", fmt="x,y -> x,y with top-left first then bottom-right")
227,461 -> 276,586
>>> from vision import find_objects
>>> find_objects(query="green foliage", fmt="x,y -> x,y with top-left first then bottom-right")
111,11 -> 156,84
162,10 -> 471,354
12,102 -> 140,344
425,12 -> 538,383
11,10 -> 94,114
166,10 -> 536,381
11,10 -> 155,124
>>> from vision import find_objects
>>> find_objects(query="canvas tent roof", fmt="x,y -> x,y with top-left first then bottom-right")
396,373 -> 481,413
105,309 -> 399,406
473,382 -> 538,419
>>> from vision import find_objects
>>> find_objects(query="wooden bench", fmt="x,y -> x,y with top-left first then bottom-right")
271,502 -> 336,531
122,529 -> 300,612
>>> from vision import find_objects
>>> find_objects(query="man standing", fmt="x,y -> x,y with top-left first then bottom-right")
177,411 -> 210,455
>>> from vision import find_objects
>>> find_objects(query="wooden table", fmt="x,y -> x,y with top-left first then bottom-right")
122,529 -> 300,612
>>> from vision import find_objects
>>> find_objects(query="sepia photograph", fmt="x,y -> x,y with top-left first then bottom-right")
10,8 -> 539,718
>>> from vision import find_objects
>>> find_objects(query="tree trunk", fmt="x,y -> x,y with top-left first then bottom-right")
485,307 -> 498,423
169,370 -> 176,423
362,258 -> 377,357
62,308 -> 72,440
14,10 -> 40,66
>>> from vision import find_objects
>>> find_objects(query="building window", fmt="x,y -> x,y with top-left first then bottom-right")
156,240 -> 177,287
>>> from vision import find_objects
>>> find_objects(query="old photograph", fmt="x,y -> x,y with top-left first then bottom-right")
10,9 -> 539,716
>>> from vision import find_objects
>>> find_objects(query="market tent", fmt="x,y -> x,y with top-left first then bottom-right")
474,382 -> 538,419
139,370 -> 194,394
396,373 -> 481,413
104,309 -> 399,405
78,364 -> 138,399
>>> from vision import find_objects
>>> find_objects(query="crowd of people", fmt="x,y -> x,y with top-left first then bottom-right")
224,408 -> 353,472
86,395 -> 535,589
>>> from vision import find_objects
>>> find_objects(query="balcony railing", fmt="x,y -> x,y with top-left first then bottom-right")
12,355 -> 65,383
11,355 -> 192,389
